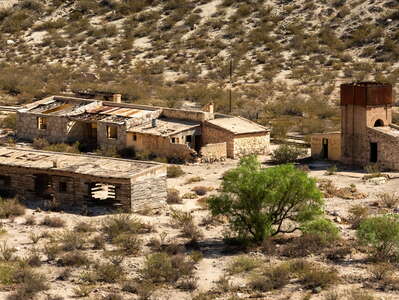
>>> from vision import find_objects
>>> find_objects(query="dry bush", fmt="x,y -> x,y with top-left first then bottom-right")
29,233 -> 41,244
167,188 -> 182,204
25,250 -> 41,267
185,176 -> 203,184
369,262 -> 394,282
41,216 -> 65,228
192,186 -> 209,196
170,209 -> 203,242
91,235 -> 105,250
227,255 -> 260,274
0,242 -> 16,261
73,285 -> 94,298
377,192 -> 399,209
43,243 -> 62,261
0,198 -> 25,218
113,233 -> 142,255
122,280 -> 154,299
300,264 -> 339,289
91,262 -> 124,283
248,263 -> 290,291
59,251 -> 90,267
347,289 -> 377,300
141,252 -> 195,285
58,230 -> 85,251
74,221 -> 95,232
8,267 -> 48,299
101,214 -> 151,241
24,215 -> 36,225
348,205 -> 369,229
167,165 -> 185,178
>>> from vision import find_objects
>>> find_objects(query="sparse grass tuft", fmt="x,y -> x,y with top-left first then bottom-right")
167,165 -> 185,178
0,198 -> 25,218
41,216 -> 65,228
227,255 -> 260,274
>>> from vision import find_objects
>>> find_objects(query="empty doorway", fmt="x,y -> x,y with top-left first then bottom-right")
322,138 -> 329,159
34,174 -> 53,200
370,143 -> 378,163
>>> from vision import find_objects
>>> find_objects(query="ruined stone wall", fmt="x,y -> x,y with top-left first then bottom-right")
233,133 -> 270,158
367,128 -> 399,170
366,106 -> 392,127
161,108 -> 213,122
16,112 -> 69,143
130,167 -> 167,212
126,132 -> 197,161
200,142 -> 227,161
202,123 -> 234,157
311,133 -> 341,161
97,122 -> 127,151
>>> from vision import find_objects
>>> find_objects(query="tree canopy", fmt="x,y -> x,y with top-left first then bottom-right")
208,156 -> 324,243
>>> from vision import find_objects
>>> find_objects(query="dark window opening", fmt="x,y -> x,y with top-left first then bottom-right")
171,137 -> 176,144
0,175 -> 11,187
322,138 -> 329,159
59,182 -> 67,193
133,134 -> 137,141
370,142 -> 378,163
374,119 -> 384,127
37,117 -> 48,130
186,135 -> 192,143
107,126 -> 118,139
34,174 -> 53,200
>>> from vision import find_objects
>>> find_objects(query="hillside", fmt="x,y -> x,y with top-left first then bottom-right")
0,0 -> 399,135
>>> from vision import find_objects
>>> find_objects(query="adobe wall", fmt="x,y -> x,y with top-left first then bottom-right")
161,108 -> 213,122
126,132 -> 197,161
202,123 -> 235,157
200,142 -> 227,162
233,133 -> 270,158
311,133 -> 341,161
16,112 -> 69,143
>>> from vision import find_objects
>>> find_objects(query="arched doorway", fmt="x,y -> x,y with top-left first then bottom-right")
374,119 -> 384,127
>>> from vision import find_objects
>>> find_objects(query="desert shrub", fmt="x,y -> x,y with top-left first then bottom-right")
0,198 -> 25,218
73,285 -> 94,298
369,262 -> 394,282
59,251 -> 90,267
301,218 -> 340,244
122,280 -> 154,299
102,294 -> 124,300
24,215 -> 36,225
248,264 -> 290,291
347,289 -> 376,300
92,262 -> 124,283
29,233 -> 41,244
182,192 -> 197,199
43,243 -> 62,261
357,215 -> 399,261
9,267 -> 48,299
0,242 -> 16,261
271,145 -> 307,164
74,221 -> 95,233
41,216 -> 65,228
185,176 -> 203,184
300,264 -> 339,289
59,230 -> 85,251
192,186 -> 208,196
377,193 -> 399,209
208,157 -> 323,243
167,165 -> 185,178
227,255 -> 260,274
364,164 -> 382,178
167,188 -> 182,204
113,233 -> 142,255
197,197 -> 209,209
91,235 -> 105,249
101,214 -> 150,241
348,205 -> 369,229
325,165 -> 337,175
141,252 -> 194,284
170,209 -> 203,242
32,138 -> 50,149
0,114 -> 16,129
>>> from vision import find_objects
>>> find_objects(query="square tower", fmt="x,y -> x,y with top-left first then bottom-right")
340,82 -> 393,166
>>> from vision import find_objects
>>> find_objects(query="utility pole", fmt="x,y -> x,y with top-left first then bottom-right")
229,59 -> 233,113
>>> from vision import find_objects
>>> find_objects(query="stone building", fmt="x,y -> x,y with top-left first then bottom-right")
16,95 -> 270,161
0,147 -> 166,212
312,82 -> 399,170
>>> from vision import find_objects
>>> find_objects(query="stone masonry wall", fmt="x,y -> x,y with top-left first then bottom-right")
367,128 -> 399,170
200,142 -> 227,162
16,112 -> 69,143
233,133 -> 270,158
202,123 -> 234,157
130,174 -> 167,212
97,122 -> 127,151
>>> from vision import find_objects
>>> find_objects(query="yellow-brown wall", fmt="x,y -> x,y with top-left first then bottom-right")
311,133 -> 341,161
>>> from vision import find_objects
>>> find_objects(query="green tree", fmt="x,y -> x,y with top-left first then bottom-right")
207,156 -> 323,243
357,215 -> 399,260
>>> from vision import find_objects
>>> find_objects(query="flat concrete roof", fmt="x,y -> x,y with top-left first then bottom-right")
0,147 -> 164,179
127,117 -> 200,136
207,116 -> 268,135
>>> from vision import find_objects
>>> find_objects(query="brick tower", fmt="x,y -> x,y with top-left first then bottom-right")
340,82 -> 393,166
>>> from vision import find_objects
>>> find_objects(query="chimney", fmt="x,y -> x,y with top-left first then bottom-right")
203,102 -> 214,114
113,94 -> 122,103
152,119 -> 157,128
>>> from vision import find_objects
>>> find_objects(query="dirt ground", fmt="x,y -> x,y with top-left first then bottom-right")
1,145 -> 399,299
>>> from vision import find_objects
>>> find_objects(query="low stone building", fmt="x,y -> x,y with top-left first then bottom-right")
311,82 -> 399,170
0,147 -> 166,212
16,95 -> 270,161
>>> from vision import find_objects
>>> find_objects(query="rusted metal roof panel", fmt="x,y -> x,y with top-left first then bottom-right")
340,82 -> 393,106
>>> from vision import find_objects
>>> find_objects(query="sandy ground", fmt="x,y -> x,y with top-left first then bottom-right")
0,147 -> 399,299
